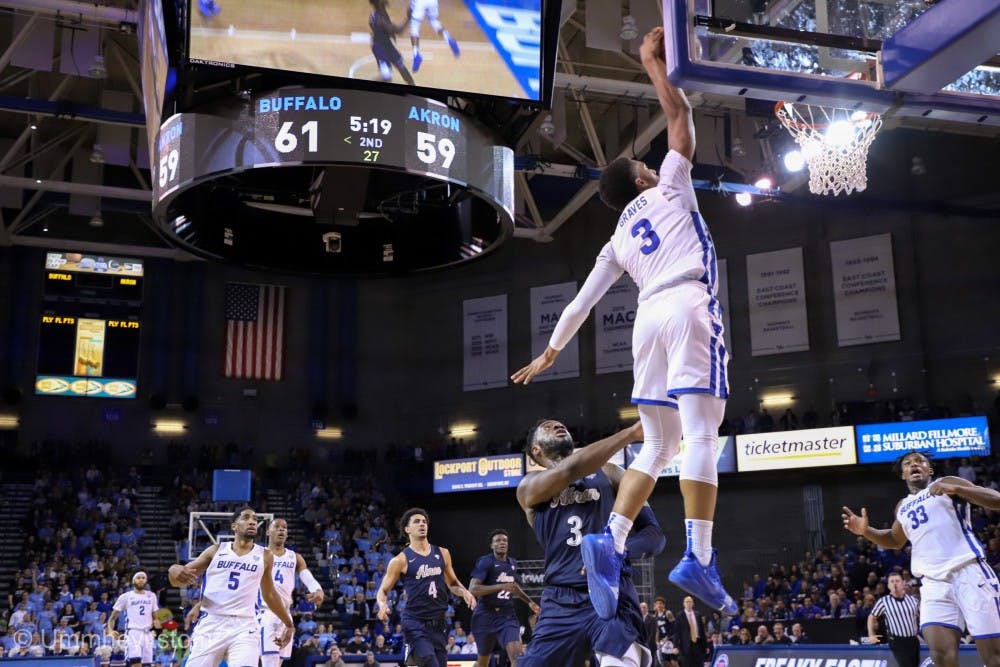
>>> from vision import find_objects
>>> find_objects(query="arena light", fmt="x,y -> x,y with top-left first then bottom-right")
315,427 -> 343,440
450,423 -> 477,437
618,405 -> 639,420
760,394 -> 795,406
783,150 -> 806,172
0,414 -> 19,429
735,192 -> 753,207
152,418 -> 186,434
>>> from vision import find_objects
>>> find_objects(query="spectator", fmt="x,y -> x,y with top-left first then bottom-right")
772,622 -> 792,644
343,628 -> 370,654
790,623 -> 811,644
325,645 -> 347,667
754,625 -> 774,645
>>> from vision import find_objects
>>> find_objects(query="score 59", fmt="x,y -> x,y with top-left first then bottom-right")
416,131 -> 456,169
158,149 -> 179,189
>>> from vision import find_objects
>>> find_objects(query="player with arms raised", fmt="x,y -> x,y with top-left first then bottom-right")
107,571 -> 160,667
376,508 -> 476,667
513,26 -> 735,619
843,451 -> 1000,667
168,508 -> 293,667
260,518 -> 325,667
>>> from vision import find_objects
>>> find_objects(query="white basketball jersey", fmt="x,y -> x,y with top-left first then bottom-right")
113,590 -> 158,630
202,542 -> 267,618
896,483 -> 985,580
268,548 -> 298,607
601,151 -> 716,302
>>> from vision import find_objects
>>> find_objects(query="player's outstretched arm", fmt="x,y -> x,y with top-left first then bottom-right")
930,476 -> 1000,510
376,554 -> 405,621
260,550 -> 294,646
517,422 -> 644,511
295,553 -> 325,605
168,544 -> 219,587
511,251 -> 622,385
841,506 -> 907,549
442,547 -> 476,610
640,27 -> 694,161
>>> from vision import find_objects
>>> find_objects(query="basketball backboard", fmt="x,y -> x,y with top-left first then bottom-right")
664,0 -> 1000,129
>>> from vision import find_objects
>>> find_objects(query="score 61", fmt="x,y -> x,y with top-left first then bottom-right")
416,131 -> 456,169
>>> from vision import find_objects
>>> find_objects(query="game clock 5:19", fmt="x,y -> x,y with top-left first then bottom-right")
349,117 -> 393,134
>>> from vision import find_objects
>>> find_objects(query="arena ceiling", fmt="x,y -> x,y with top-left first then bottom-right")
0,0 -> 996,260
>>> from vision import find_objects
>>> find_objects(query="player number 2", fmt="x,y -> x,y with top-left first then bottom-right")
906,505 -> 929,529
630,218 -> 660,255
566,515 -> 583,547
428,581 -> 438,598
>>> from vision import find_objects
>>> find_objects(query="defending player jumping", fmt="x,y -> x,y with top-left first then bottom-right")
512,26 -> 735,619
843,451 -> 1000,667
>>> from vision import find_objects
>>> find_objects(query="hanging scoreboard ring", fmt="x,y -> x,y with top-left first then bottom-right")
152,88 -> 515,275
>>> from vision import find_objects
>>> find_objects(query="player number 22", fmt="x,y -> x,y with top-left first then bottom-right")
630,219 -> 661,255
566,515 -> 583,547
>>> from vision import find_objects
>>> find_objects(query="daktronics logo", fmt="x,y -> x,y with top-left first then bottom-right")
736,427 -> 856,472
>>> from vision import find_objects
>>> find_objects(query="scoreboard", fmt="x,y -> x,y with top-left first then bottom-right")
36,252 -> 143,399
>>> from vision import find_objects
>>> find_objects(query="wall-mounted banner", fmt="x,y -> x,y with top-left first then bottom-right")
463,294 -> 508,391
746,247 -> 809,356
711,643 -> 984,667
736,426 -> 856,472
529,282 -> 580,381
717,258 -> 732,359
595,276 -> 638,374
433,454 -> 525,493
830,233 -> 901,347
624,436 -> 736,477
856,417 -> 991,464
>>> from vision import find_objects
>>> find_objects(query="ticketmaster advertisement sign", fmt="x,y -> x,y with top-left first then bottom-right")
711,643 -> 982,667
856,417 -> 991,464
735,427 -> 856,472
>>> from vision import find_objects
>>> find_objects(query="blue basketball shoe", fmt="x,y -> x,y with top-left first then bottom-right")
198,0 -> 220,17
581,529 -> 624,620
668,550 -> 737,615
446,35 -> 460,56
412,52 -> 423,72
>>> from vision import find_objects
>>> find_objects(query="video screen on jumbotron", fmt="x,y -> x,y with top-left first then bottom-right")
188,0 -> 545,102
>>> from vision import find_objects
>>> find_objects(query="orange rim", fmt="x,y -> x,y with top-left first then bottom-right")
775,101 -> 878,132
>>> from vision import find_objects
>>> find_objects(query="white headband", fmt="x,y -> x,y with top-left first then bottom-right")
132,571 -> 147,583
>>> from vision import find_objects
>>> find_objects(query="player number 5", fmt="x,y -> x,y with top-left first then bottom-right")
227,571 -> 241,590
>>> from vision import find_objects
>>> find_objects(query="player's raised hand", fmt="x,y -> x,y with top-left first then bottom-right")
928,480 -> 960,497
511,347 -> 559,385
841,506 -> 869,536
639,27 -> 665,63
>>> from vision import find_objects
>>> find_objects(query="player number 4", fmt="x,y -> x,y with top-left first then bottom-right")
275,121 -> 319,154
275,571 -> 284,584
428,581 -> 437,598
416,132 -> 455,169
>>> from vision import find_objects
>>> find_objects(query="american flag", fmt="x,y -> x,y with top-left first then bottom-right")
224,282 -> 286,380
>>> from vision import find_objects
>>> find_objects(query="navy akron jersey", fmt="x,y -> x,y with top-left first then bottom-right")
400,545 -> 449,620
470,554 -> 518,610
531,469 -> 615,588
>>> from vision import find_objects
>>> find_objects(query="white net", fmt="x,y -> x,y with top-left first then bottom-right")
775,102 -> 883,196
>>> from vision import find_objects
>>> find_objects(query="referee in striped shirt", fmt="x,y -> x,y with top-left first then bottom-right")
868,572 -> 920,667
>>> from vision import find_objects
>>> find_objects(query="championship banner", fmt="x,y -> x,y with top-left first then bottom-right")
856,416 -> 991,464
433,454 -> 525,493
595,276 -> 639,374
830,233 -> 901,347
463,294 -> 508,391
624,436 -> 737,477
746,247 -> 809,356
735,426 -> 856,472
529,282 -> 580,381
718,258 -> 732,358
711,642 -> 984,667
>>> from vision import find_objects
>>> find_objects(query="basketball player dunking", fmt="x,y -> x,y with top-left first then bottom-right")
260,519 -> 325,667
168,508 -> 293,667
107,571 -> 160,667
376,508 -> 476,667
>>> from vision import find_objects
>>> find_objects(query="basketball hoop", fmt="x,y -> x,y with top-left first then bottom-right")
774,101 -> 882,196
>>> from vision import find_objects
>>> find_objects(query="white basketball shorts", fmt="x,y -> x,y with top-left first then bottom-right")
125,628 -> 154,664
920,558 -> 1000,639
631,282 -> 729,406
186,614 -> 261,667
259,609 -> 293,659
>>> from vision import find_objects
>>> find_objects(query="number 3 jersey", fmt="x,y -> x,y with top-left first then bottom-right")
601,150 -> 716,303
530,469 -> 614,589
400,545 -> 448,620
897,483 -> 987,580
202,541 -> 267,617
